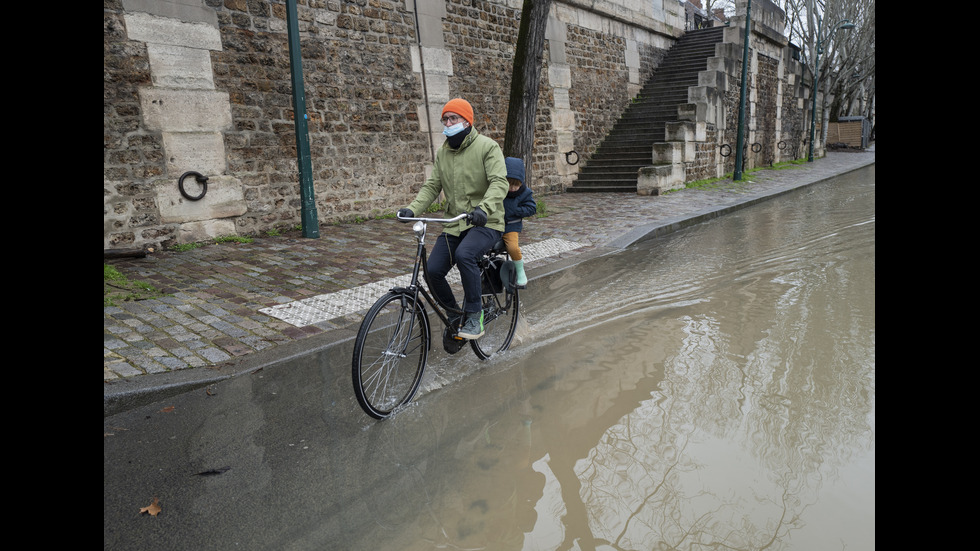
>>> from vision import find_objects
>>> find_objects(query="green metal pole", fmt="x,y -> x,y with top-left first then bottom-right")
286,0 -> 320,238
734,0 -> 751,181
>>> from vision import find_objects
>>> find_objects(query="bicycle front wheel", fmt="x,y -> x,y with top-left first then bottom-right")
352,292 -> 430,419
470,288 -> 519,360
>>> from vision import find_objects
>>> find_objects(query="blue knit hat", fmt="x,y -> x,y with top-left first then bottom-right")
505,157 -> 525,183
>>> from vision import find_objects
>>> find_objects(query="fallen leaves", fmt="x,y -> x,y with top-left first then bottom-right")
104,426 -> 129,437
195,466 -> 231,476
140,497 -> 162,516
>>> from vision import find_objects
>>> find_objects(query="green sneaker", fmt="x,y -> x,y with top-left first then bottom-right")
457,311 -> 484,339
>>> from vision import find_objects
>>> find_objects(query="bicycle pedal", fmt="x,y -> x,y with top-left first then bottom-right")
443,327 -> 467,354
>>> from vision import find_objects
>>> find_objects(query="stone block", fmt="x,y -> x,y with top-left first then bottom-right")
159,175 -> 247,224
162,131 -> 227,176
176,219 -> 239,244
625,39 -> 639,69
637,163 -> 686,196
124,12 -> 221,50
424,74 -> 450,104
677,103 -> 697,122
555,132 -> 577,176
140,89 -> 232,132
699,69 -> 727,90
545,15 -> 566,42
553,109 -> 576,132
122,0 -> 218,26
553,88 -> 570,110
421,47 -> 453,75
549,39 -> 567,65
417,15 -> 444,47
664,121 -> 690,142
652,142 -> 682,164
147,44 -> 215,89
414,0 -> 447,20
410,46 -> 421,74
548,65 -> 571,89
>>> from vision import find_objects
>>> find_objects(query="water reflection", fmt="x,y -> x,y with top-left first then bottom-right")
365,168 -> 875,550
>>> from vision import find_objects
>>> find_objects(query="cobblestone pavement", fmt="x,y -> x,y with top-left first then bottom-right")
104,149 -> 875,393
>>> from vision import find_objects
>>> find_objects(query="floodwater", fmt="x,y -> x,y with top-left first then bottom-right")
103,166 -> 874,551
351,165 -> 876,550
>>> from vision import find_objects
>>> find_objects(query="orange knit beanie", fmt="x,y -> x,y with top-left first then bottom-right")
442,98 -> 474,124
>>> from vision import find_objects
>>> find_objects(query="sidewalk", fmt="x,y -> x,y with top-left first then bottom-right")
104,148 -> 875,411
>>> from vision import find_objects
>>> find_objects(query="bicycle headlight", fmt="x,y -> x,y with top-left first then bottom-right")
413,221 -> 425,238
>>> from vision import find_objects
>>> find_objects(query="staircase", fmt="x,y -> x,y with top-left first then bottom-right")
569,26 -> 725,193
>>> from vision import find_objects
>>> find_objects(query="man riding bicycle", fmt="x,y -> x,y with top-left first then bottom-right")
398,98 -> 509,340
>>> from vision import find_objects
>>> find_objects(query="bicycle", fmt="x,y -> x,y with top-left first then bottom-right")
351,213 -> 521,419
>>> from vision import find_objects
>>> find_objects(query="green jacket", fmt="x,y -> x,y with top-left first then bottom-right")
408,128 -> 508,235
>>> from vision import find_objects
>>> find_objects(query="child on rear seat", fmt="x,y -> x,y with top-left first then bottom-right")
503,157 -> 536,287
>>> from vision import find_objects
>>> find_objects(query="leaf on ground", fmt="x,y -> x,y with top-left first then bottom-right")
195,466 -> 231,476
159,406 -> 175,413
140,497 -> 162,516
105,426 -> 129,437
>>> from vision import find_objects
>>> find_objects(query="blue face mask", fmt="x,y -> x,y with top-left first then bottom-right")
443,122 -> 467,137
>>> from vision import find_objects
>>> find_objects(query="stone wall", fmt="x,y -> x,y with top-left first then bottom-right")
755,53 -> 778,167
704,0 -> 805,179
104,0 -> 684,250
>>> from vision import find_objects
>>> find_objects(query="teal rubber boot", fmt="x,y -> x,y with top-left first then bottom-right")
514,260 -> 527,288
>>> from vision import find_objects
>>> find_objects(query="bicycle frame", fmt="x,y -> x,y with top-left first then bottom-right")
393,213 -> 469,334
352,213 -> 520,418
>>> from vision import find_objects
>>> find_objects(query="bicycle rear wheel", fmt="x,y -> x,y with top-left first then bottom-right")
470,287 -> 519,360
352,292 -> 430,418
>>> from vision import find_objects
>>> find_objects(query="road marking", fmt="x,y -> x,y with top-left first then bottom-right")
259,238 -> 586,327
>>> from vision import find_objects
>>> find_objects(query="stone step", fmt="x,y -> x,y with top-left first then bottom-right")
572,27 -> 724,193
567,183 -> 639,193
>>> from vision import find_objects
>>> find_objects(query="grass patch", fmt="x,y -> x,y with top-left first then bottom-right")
215,235 -> 253,244
535,199 -> 549,218
771,159 -> 807,169
682,159 -> 809,193
104,264 -> 166,306
172,242 -> 204,252
683,174 -> 744,191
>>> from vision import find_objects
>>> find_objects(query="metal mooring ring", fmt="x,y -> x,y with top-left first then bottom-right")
565,150 -> 579,165
178,171 -> 209,201
777,141 -> 787,150
751,142 -> 762,153
719,144 -> 732,157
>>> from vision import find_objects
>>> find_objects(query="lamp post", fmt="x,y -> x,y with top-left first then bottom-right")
808,17 -> 855,162
733,0 -> 751,181
286,0 -> 320,237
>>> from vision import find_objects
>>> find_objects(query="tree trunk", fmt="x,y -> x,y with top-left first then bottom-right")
503,0 -> 553,187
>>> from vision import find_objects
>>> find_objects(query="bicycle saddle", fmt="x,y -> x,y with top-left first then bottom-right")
490,239 -> 507,255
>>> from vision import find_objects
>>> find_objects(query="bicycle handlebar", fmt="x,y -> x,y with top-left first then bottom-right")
397,212 -> 469,224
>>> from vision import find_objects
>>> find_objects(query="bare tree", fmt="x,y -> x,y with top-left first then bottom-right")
783,0 -> 875,131
503,0 -> 553,185
703,0 -> 737,18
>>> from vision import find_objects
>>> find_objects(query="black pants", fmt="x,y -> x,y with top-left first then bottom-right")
427,226 -> 501,314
